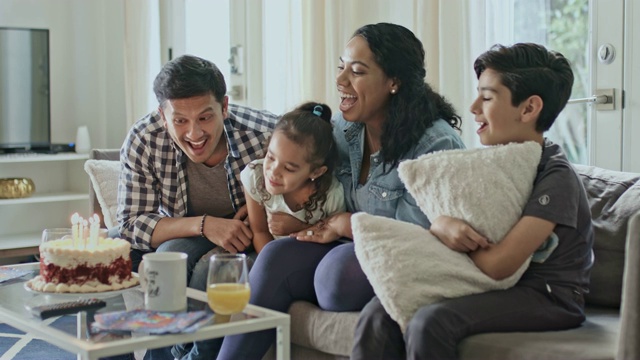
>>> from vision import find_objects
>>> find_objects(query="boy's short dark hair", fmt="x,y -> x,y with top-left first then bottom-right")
153,54 -> 227,107
473,43 -> 574,132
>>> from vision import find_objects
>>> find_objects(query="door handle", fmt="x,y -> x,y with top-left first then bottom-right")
567,88 -> 615,110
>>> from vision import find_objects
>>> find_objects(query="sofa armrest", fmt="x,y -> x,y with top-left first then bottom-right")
617,210 -> 640,360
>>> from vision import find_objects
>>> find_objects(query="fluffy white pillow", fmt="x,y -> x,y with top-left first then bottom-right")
353,141 -> 541,331
84,159 -> 121,228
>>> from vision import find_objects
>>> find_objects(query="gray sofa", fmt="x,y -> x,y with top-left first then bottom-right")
88,149 -> 639,360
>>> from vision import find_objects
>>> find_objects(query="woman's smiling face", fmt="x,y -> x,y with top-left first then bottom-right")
336,35 -> 395,125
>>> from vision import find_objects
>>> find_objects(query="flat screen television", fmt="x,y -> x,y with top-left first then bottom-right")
0,27 -> 50,153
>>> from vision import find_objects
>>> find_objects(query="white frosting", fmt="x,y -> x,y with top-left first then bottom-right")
26,237 -> 140,293
40,237 -> 130,268
27,275 -> 139,293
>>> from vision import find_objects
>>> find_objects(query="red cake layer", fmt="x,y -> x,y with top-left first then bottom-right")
39,257 -> 132,285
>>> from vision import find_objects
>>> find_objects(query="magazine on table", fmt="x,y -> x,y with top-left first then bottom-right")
92,309 -> 213,334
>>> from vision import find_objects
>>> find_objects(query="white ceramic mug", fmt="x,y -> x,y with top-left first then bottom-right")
139,252 -> 188,312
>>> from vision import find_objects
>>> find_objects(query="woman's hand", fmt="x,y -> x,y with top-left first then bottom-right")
293,212 -> 351,244
429,215 -> 490,252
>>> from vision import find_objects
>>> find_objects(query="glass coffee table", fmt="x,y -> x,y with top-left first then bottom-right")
0,263 -> 290,360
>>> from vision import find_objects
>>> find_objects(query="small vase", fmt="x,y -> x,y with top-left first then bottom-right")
75,126 -> 91,153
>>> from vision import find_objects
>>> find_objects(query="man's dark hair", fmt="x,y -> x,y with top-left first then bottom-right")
473,43 -> 574,132
153,54 -> 226,106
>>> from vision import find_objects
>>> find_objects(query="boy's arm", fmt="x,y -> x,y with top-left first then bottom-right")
469,216 -> 555,280
430,215 -> 490,252
245,193 -> 273,253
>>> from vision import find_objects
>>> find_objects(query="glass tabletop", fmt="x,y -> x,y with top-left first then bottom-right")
0,263 -> 289,358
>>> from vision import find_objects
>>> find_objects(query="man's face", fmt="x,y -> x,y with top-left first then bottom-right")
161,94 -> 228,166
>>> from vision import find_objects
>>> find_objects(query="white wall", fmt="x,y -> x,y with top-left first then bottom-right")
0,0 -> 128,150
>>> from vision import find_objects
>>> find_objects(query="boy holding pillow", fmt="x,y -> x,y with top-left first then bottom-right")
352,43 -> 595,359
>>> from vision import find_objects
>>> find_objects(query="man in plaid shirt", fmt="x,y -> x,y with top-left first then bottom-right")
116,55 -> 278,286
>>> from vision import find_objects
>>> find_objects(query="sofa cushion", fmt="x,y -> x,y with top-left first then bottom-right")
288,301 -> 358,357
574,165 -> 640,307
459,307 -> 620,360
84,159 -> 121,228
353,142 -> 541,330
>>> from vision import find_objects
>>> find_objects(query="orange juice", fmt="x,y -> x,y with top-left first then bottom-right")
207,283 -> 251,315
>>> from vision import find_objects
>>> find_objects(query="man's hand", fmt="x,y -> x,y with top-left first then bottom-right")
429,215 -> 490,252
266,211 -> 307,236
202,216 -> 252,253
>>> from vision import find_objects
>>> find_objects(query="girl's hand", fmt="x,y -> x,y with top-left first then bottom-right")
293,212 -> 351,244
266,211 -> 307,235
233,204 -> 250,225
429,215 -> 490,253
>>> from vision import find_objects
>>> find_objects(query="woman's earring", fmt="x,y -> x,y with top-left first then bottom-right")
311,178 -> 315,182
391,89 -> 396,94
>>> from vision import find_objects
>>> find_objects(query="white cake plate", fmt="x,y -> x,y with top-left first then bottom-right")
24,282 -> 140,300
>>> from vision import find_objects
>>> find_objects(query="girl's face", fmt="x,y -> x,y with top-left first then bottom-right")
263,131 -> 326,196
336,36 -> 396,126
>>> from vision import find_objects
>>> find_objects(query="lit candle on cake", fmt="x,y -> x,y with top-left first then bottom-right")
82,218 -> 88,249
89,214 -> 99,248
71,213 -> 80,248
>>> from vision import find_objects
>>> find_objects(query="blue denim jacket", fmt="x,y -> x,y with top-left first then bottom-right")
332,113 -> 466,228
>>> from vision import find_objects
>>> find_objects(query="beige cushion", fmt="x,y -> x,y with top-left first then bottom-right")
574,164 -> 640,307
353,142 -> 541,330
289,301 -> 359,357
84,159 -> 120,228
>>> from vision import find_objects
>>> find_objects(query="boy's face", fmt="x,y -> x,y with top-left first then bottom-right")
470,68 -> 537,146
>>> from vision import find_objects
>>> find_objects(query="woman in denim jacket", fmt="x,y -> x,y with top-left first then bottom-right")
213,23 -> 465,360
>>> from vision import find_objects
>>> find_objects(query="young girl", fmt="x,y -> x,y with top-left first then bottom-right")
240,102 -> 346,253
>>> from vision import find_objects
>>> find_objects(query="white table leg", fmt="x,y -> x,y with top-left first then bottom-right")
276,323 -> 291,360
77,311 -> 87,360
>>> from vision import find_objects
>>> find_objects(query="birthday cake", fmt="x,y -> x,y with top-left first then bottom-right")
26,237 -> 139,293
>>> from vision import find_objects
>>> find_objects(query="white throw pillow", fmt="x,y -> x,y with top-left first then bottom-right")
84,159 -> 121,229
353,141 -> 541,331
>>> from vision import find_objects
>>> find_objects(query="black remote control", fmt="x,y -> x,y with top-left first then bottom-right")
30,298 -> 107,319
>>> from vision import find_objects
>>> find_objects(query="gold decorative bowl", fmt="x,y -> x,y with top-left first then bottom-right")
0,178 -> 36,199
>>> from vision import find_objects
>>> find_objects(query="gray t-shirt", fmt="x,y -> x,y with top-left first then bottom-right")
185,159 -> 235,218
520,139 -> 594,295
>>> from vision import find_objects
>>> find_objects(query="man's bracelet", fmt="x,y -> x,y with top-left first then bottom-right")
200,214 -> 209,240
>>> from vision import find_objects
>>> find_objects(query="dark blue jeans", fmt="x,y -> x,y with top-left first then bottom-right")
183,238 -> 374,360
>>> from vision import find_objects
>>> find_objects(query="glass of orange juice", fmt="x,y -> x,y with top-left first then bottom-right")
206,253 -> 250,315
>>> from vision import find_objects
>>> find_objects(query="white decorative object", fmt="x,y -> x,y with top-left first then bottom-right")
353,141 -> 542,331
75,125 -> 91,153
84,159 -> 120,228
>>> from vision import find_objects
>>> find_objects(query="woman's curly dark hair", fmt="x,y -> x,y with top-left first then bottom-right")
353,23 -> 461,169
250,102 -> 337,223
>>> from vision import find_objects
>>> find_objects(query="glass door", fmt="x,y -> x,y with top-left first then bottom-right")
478,0 -> 625,169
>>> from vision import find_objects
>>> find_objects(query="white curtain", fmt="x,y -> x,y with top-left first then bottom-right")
123,1 -> 162,127
260,0 -> 485,148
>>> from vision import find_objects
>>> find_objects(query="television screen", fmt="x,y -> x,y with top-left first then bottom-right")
0,27 -> 50,152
